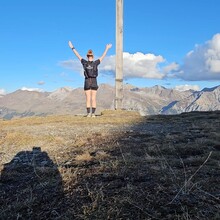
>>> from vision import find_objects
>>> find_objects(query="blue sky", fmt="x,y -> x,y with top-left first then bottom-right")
0,0 -> 220,94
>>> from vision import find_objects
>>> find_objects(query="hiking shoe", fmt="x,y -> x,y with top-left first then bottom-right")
91,113 -> 96,118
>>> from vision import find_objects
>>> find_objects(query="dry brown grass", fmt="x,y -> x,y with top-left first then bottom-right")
75,151 -> 93,162
0,110 -> 220,219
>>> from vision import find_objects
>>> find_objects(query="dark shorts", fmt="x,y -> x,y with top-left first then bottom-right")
84,78 -> 98,91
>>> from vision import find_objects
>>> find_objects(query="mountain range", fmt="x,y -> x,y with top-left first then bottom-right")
0,84 -> 219,119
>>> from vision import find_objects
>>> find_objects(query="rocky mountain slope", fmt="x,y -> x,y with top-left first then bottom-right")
161,85 -> 220,114
0,84 -> 219,119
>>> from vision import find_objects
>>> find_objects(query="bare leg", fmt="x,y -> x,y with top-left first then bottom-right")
91,90 -> 97,108
85,90 -> 92,108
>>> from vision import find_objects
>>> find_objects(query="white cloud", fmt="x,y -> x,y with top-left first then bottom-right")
59,60 -> 83,75
59,52 -> 177,79
100,52 -> 168,79
174,84 -> 200,91
21,87 -> 43,92
176,33 -> 220,81
0,89 -> 6,95
123,52 -> 165,79
163,62 -> 179,74
37,81 -> 45,85
60,34 -> 220,82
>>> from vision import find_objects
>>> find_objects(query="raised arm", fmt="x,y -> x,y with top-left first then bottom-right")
68,41 -> 82,61
99,44 -> 112,62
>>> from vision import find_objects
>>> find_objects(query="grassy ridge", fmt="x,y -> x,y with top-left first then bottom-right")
0,110 -> 220,219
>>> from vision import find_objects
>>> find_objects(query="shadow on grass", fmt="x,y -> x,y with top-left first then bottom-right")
0,147 -> 65,219
61,111 -> 220,219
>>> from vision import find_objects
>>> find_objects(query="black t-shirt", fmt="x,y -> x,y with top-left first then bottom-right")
81,59 -> 100,78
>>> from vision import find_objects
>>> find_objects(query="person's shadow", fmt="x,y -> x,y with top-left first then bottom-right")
0,147 -> 65,219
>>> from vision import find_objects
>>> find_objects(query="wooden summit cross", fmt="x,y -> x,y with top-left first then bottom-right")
115,0 -> 123,109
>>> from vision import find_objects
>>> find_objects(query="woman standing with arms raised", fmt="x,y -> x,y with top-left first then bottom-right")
68,41 -> 112,117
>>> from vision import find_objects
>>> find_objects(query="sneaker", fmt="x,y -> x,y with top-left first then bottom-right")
91,113 -> 96,118
86,113 -> 91,117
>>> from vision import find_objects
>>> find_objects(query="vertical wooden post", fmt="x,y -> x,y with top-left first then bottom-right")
115,0 -> 123,109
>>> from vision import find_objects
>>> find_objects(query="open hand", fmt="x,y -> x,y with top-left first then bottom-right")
106,44 -> 112,49
68,41 -> 74,49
